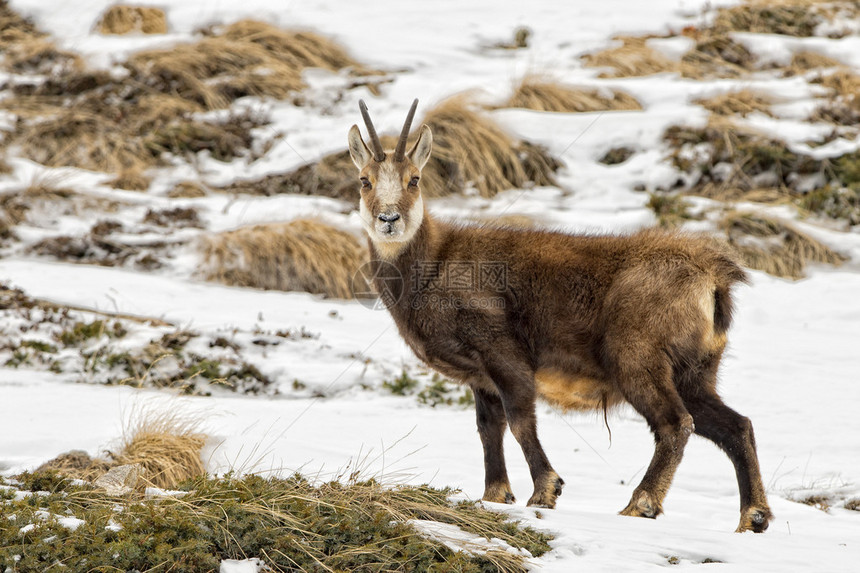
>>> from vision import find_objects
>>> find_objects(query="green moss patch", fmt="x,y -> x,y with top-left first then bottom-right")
0,472 -> 552,572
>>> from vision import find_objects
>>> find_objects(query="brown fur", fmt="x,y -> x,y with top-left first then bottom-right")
349,102 -> 772,533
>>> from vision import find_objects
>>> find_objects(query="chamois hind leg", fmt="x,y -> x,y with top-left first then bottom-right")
676,355 -> 772,533
474,387 -> 515,504
484,359 -> 564,508
616,354 -> 694,519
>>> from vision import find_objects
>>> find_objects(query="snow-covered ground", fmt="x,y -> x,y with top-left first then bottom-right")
2,0 -> 860,570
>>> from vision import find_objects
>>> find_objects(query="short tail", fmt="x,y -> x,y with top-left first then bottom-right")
713,253 -> 749,335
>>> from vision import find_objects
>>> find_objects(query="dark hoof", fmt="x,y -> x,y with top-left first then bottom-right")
736,506 -> 773,533
620,490 -> 660,519
482,482 -> 515,505
526,472 -> 564,508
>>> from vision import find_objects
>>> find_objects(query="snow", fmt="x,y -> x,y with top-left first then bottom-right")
2,0 -> 860,570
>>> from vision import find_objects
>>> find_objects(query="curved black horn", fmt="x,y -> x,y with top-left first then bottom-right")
393,99 -> 419,162
359,99 -> 385,161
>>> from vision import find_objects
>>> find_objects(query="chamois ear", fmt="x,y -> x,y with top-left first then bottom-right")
348,124 -> 373,169
408,124 -> 433,170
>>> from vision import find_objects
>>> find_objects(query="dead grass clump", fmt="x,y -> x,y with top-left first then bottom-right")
799,185 -> 860,225
810,69 -> 860,97
127,20 -> 365,109
143,207 -> 202,228
114,409 -> 207,489
845,498 -> 860,511
422,97 -> 561,197
201,219 -> 367,299
679,30 -> 756,79
145,111 -> 264,162
582,36 -> 677,77
0,0 -> 81,74
109,169 -> 151,191
491,25 -> 532,50
36,450 -> 113,482
808,70 -> 860,125
96,5 -> 168,35
694,90 -> 773,117
504,76 -> 642,112
786,51 -> 843,75
1,19 -> 373,177
30,235 -> 134,266
599,146 -> 635,165
3,102 -> 263,174
721,211 -> 845,278
223,148 -> 360,200
713,1 -> 823,37
664,119 -> 822,199
648,193 -> 697,228
168,181 -> 208,198
0,184 -> 77,227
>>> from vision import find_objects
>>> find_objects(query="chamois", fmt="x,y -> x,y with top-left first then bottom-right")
348,99 -> 772,533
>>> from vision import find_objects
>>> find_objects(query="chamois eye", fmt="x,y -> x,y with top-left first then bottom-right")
360,177 -> 371,190
409,176 -> 420,188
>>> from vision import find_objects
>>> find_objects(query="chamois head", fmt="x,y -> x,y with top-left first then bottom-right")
348,99 -> 432,254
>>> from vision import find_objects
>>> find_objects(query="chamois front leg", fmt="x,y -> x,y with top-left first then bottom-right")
485,359 -> 564,508
474,387 -> 515,504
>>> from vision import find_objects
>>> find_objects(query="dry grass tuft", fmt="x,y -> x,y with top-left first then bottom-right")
96,5 -> 168,35
109,169 -> 151,191
694,90 -> 773,117
1,18 -> 373,177
664,118 -> 821,199
36,450 -> 113,482
127,20 -> 365,109
35,405 -> 207,490
647,193 -> 697,228
582,36 -> 678,78
0,0 -> 81,73
114,408 -> 207,489
787,50 -> 843,74
679,29 -> 756,79
504,76 -> 642,112
809,69 -> 860,96
422,96 -> 561,197
223,146 -> 363,200
721,211 -> 845,278
0,183 -> 84,228
712,1 -> 824,38
201,219 -> 367,298
167,181 -> 208,198
808,69 -> 860,125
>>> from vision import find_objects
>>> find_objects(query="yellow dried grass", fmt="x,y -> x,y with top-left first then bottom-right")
504,76 -> 642,112
694,90 -> 773,117
0,0 -> 81,73
114,409 -> 207,489
128,20 -> 364,109
421,96 -> 559,197
721,211 -> 845,278
201,219 -> 368,299
787,50 -> 843,74
582,36 -> 677,78
96,5 -> 168,35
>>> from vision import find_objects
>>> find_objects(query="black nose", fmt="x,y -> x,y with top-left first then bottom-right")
378,213 -> 401,223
